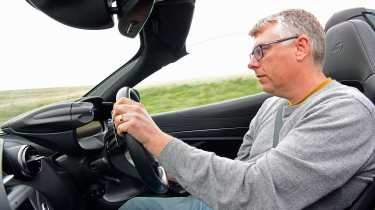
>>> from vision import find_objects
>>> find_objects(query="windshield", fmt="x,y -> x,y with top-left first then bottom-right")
1,1 -> 139,124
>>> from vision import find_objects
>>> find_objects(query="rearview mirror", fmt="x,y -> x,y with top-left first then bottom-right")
25,0 -> 155,38
117,0 -> 155,37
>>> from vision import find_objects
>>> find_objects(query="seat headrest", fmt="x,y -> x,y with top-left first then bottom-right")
324,7 -> 375,32
323,19 -> 375,102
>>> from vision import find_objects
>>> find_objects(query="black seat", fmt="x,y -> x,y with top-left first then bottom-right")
324,8 -> 375,103
323,8 -> 375,210
324,19 -> 375,103
324,7 -> 375,33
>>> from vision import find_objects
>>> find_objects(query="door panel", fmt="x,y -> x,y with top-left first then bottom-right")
152,93 -> 270,158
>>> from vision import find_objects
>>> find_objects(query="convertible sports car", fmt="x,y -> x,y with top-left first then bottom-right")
1,0 -> 375,209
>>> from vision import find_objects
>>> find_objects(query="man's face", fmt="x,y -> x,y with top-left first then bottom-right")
248,23 -> 297,95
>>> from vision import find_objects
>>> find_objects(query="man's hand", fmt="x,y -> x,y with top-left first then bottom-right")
112,98 -> 172,157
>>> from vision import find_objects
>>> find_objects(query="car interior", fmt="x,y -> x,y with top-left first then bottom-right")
0,1 -> 374,209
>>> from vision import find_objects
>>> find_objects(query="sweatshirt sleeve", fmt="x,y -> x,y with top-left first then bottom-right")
235,97 -> 277,161
159,97 -> 375,210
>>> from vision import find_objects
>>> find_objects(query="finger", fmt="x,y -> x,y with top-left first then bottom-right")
115,97 -> 137,105
113,104 -> 132,112
119,113 -> 132,122
113,98 -> 132,116
113,114 -> 124,128
112,105 -> 129,121
112,107 -> 119,119
112,106 -> 129,117
117,121 -> 130,136
114,112 -> 137,129
113,104 -> 146,117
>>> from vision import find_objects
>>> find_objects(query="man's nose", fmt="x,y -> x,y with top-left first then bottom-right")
248,56 -> 260,70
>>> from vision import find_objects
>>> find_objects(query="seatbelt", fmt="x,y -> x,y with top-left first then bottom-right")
273,104 -> 284,148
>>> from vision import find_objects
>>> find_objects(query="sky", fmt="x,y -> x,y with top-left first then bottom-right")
0,0 -> 374,91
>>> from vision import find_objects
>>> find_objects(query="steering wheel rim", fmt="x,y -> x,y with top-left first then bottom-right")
115,87 -> 168,194
120,134 -> 168,193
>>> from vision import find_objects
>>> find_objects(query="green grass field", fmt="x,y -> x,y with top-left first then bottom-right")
0,86 -> 91,124
140,76 -> 262,113
0,77 -> 262,124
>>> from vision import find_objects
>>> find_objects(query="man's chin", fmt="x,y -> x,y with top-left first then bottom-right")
260,85 -> 274,94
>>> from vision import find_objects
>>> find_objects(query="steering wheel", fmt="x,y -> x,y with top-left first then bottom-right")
115,87 -> 168,194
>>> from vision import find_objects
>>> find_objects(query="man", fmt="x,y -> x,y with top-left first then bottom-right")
113,9 -> 375,210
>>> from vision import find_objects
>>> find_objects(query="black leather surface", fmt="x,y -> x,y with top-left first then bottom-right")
324,8 -> 375,32
324,19 -> 375,102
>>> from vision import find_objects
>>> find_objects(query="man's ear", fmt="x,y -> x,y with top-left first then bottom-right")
295,34 -> 310,62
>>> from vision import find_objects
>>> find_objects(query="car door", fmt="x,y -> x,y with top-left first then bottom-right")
152,93 -> 270,159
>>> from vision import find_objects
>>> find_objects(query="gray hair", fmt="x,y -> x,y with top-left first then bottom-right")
250,9 -> 325,66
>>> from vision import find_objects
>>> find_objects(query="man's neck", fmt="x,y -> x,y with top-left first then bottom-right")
284,68 -> 328,105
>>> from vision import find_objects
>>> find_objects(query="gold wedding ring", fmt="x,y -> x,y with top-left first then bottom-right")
120,114 -> 126,122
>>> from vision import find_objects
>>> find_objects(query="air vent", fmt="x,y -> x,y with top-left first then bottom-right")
19,145 -> 43,177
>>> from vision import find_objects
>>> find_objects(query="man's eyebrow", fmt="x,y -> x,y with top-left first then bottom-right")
252,42 -> 266,49
252,43 -> 262,49
253,40 -> 268,47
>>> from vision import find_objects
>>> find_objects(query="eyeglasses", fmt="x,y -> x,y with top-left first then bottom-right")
250,35 -> 299,61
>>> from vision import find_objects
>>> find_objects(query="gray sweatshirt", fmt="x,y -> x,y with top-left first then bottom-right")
159,81 -> 375,210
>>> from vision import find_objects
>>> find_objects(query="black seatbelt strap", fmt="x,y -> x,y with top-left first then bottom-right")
273,104 -> 284,148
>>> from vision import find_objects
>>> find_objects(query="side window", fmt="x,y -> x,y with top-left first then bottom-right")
136,33 -> 262,114
134,2 -> 268,114
135,4 -> 375,114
